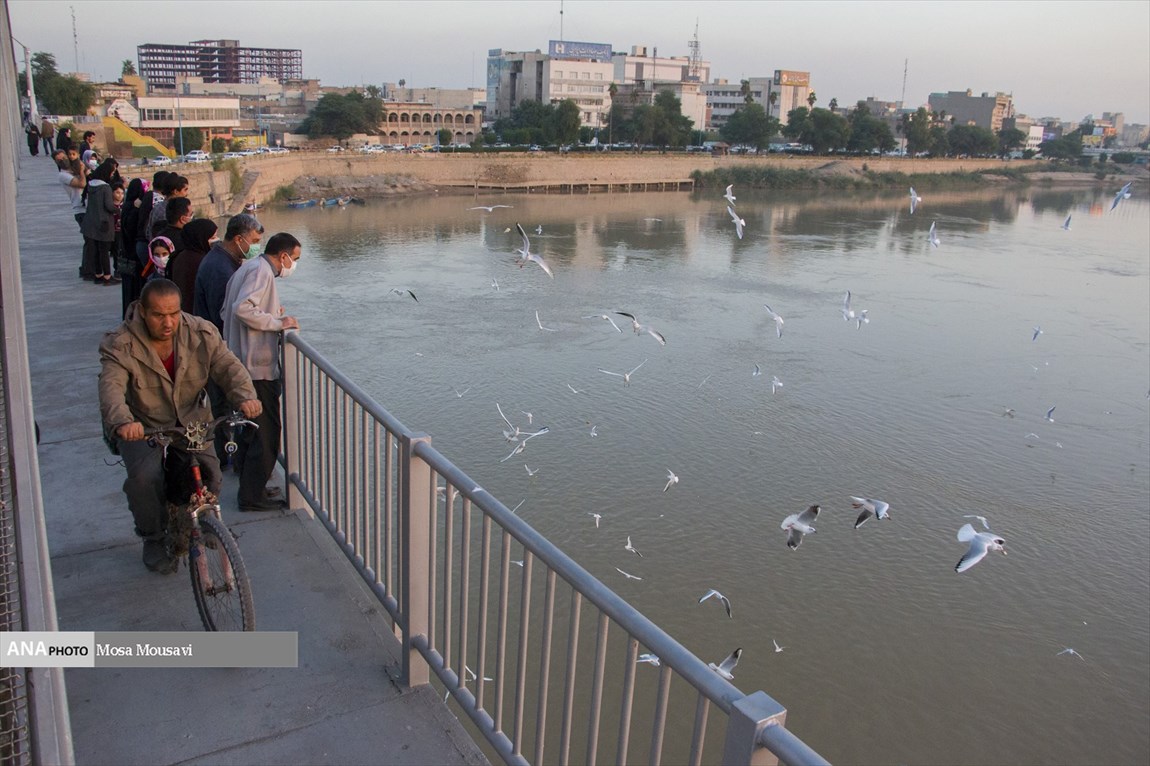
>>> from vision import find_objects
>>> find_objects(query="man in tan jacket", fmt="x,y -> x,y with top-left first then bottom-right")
99,279 -> 262,573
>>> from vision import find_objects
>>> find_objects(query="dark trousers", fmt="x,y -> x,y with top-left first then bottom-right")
82,237 -> 112,278
42,136 -> 54,154
237,379 -> 282,506
119,439 -> 222,540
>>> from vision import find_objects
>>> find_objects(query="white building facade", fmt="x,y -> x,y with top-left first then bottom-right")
487,41 -> 614,129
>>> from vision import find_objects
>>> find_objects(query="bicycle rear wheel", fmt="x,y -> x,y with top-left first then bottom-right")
189,513 -> 255,631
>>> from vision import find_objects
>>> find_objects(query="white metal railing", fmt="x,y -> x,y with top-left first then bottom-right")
281,331 -> 829,766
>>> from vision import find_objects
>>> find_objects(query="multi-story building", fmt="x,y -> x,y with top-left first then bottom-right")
612,80 -> 707,134
703,77 -> 770,131
134,95 -> 241,149
378,102 -> 483,146
137,39 -> 302,92
927,89 -> 1014,133
612,45 -> 710,87
487,41 -> 614,129
767,70 -> 811,125
381,84 -> 486,111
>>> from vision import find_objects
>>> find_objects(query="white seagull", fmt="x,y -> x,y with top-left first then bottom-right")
588,512 -> 601,528
469,204 -> 513,212
524,464 -> 539,477
514,223 -> 554,278
624,535 -> 644,558
636,653 -> 661,666
614,311 -> 667,345
909,187 -> 922,214
772,639 -> 785,653
1045,406 -> 1056,423
491,277 -> 500,290
753,364 -> 762,377
928,221 -> 940,249
535,224 -> 543,235
842,291 -> 869,329
723,184 -> 737,206
781,505 -> 820,550
1057,648 -> 1085,660
390,288 -> 419,302
771,375 -> 783,394
955,523 -> 1007,573
663,469 -> 679,492
1060,214 -> 1072,231
763,304 -> 785,339
583,313 -> 623,332
1110,182 -> 1132,212
708,647 -> 742,680
589,425 -> 598,437
535,310 -> 558,332
616,567 -> 642,580
520,411 -> 533,425
1032,326 -> 1043,342
727,206 -> 746,239
567,383 -> 584,394
598,359 -> 648,387
496,402 -> 523,441
452,386 -> 471,398
699,589 -> 733,619
851,496 -> 891,528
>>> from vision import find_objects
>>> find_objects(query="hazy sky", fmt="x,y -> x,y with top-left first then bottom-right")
9,0 -> 1150,124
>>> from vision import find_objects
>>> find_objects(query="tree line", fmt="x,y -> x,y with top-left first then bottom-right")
15,52 -> 97,116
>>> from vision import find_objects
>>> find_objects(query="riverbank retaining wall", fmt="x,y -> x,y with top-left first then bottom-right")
181,154 -> 1045,217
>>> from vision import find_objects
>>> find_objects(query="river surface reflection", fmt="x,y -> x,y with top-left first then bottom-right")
259,185 -> 1149,765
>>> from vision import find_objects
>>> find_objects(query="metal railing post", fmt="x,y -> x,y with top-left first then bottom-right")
281,331 -> 306,514
721,691 -> 787,766
400,433 -> 432,687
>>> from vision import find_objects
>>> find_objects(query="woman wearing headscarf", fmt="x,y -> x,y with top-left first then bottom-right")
79,158 -> 120,285
118,178 -> 148,316
56,125 -> 73,153
169,218 -> 218,313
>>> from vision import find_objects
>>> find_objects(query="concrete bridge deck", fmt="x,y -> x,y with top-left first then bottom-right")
14,152 -> 487,765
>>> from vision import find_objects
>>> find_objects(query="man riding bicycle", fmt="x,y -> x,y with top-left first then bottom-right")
99,279 -> 262,574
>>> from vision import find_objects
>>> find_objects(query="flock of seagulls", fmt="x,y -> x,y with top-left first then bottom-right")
437,179 -> 1138,685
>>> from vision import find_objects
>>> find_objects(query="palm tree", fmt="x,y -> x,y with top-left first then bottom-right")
767,90 -> 778,117
828,97 -> 838,114
608,82 -> 618,147
807,91 -> 817,109
739,79 -> 752,104
121,59 -> 136,77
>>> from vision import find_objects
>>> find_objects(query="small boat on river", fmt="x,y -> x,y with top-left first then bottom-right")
286,198 -> 317,209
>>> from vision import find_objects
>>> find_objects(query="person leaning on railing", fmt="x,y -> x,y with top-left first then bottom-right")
98,279 -> 262,574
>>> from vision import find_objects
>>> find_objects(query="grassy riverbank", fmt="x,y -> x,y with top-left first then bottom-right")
690,164 -> 1033,191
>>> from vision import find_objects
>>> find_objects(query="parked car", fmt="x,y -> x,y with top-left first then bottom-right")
327,145 -> 345,153
221,152 -> 245,159
267,146 -> 289,155
148,155 -> 172,166
182,150 -> 210,163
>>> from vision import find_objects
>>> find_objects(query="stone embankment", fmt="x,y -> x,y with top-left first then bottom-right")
172,152 -> 1135,218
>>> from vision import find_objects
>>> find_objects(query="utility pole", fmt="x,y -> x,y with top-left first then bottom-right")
70,6 -> 79,73
559,0 -> 564,43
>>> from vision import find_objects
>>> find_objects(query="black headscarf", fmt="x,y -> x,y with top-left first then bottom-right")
180,218 -> 218,256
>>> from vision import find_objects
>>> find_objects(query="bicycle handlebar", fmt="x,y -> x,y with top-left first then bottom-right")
144,412 -> 259,452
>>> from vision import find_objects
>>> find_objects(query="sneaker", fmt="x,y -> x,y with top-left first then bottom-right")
142,540 -> 178,574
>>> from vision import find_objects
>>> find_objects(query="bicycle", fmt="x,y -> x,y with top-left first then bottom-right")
146,412 -> 258,631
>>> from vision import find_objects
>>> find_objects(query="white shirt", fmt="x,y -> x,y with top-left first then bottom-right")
57,170 -> 84,214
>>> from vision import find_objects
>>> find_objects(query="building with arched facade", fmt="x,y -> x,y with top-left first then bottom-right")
378,102 -> 483,146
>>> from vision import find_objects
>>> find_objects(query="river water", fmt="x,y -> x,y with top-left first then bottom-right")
256,184 -> 1149,765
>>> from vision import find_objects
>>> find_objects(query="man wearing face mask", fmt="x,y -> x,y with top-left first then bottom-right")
194,213 -> 264,462
221,232 -> 301,512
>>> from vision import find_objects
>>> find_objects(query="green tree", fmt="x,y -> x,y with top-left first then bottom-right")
828,97 -> 838,114
997,127 -> 1027,156
17,51 -> 97,115
807,91 -> 817,109
1039,132 -> 1082,160
784,107 -> 848,154
437,128 -> 452,146
651,89 -> 694,148
176,127 -> 204,153
210,137 -> 227,153
607,81 -> 618,146
947,124 -> 997,156
121,59 -> 136,77
928,125 -> 950,156
721,103 -> 778,152
740,79 -> 753,104
903,107 -> 932,155
364,84 -> 382,100
846,104 -> 894,154
550,99 -> 582,145
298,92 -> 381,140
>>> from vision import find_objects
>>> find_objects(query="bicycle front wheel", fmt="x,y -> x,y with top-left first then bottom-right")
190,513 -> 255,631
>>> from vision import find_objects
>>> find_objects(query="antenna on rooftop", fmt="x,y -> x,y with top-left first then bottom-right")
900,57 -> 908,108
688,19 -> 701,82
70,5 -> 79,73
559,0 -> 564,43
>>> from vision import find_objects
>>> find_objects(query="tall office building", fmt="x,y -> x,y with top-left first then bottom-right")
486,41 -> 614,128
137,39 -> 303,92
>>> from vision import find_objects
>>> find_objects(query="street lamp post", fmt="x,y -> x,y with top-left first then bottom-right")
175,83 -> 184,158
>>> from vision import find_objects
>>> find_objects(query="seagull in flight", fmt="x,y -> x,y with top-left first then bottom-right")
1032,326 -> 1043,342
535,224 -> 543,235
589,425 -> 597,437
723,184 -> 737,206
909,187 -> 922,214
851,496 -> 891,528
781,505 -> 819,550
928,221 -> 940,248
536,310 -> 558,332
636,653 -> 661,666
1002,408 -> 1015,419
583,313 -> 623,332
452,386 -> 471,398
1110,182 -> 1132,211
624,535 -> 644,557
514,223 -> 554,278
524,464 -> 539,477
842,291 -> 869,329
599,359 -> 648,387
588,512 -> 601,528
496,402 -> 523,441
1060,214 -> 1072,231
616,567 -> 642,580
491,277 -> 500,290
772,639 -> 785,653
520,411 -> 533,425
613,311 -> 666,345
663,469 -> 679,492
708,647 -> 742,680
955,523 -> 1007,573
1045,406 -> 1056,423
567,383 -> 584,394
753,364 -> 762,377
763,304 -> 785,339
1057,648 -> 1085,660
390,288 -> 419,302
727,206 -> 745,239
469,204 -> 513,212
699,589 -> 733,619
771,375 -> 783,394
963,514 -> 991,530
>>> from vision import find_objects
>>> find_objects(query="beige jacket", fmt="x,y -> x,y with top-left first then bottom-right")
98,302 -> 257,439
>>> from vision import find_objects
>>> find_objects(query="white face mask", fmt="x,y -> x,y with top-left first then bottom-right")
279,255 -> 297,278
